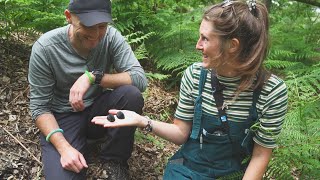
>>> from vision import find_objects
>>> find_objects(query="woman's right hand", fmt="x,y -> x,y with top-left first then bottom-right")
91,109 -> 145,128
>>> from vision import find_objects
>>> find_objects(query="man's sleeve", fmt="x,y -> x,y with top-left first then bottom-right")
108,28 -> 148,92
28,41 -> 55,120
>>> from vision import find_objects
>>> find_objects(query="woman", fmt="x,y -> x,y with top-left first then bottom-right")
92,0 -> 288,179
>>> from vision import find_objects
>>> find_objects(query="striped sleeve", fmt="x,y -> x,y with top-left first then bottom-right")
254,75 -> 288,148
174,64 -> 198,121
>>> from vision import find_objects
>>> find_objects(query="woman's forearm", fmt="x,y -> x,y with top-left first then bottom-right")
141,117 -> 192,145
243,143 -> 273,180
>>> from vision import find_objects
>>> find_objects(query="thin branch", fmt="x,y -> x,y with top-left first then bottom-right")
0,86 -> 8,95
0,125 -> 42,165
7,86 -> 29,106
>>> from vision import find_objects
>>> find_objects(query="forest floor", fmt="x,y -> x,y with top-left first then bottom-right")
0,38 -> 180,179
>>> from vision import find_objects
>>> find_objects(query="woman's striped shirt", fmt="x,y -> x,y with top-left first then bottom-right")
174,63 -> 288,148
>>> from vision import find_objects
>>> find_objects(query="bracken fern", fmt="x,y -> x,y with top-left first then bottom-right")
261,1 -> 320,179
146,5 -> 203,83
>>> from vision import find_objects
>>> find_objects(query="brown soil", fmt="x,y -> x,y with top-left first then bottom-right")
0,39 -> 179,179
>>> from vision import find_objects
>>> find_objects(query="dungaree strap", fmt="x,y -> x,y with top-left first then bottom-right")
247,87 -> 262,126
190,68 -> 207,139
211,71 -> 229,133
248,71 -> 266,124
241,86 -> 263,155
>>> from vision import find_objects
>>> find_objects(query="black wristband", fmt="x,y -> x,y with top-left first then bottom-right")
92,70 -> 104,85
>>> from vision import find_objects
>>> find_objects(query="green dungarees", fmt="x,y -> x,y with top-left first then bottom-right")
164,68 -> 260,179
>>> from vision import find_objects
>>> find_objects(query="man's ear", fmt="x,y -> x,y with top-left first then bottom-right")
228,38 -> 240,53
64,9 -> 72,24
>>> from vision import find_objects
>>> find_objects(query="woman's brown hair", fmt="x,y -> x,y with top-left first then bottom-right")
203,0 -> 271,93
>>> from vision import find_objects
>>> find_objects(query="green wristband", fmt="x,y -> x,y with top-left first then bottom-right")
85,70 -> 94,84
46,128 -> 64,142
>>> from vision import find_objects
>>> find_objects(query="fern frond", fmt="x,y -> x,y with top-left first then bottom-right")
265,155 -> 293,180
123,31 -> 156,61
145,73 -> 171,81
268,49 -> 295,60
125,31 -> 156,45
133,43 -> 148,61
269,90 -> 320,179
264,59 -> 300,69
145,6 -> 202,82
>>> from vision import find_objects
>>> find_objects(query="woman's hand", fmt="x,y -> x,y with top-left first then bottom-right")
92,110 -> 193,145
91,109 -> 144,128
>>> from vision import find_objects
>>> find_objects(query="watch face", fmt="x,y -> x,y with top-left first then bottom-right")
92,70 -> 104,84
93,70 -> 103,76
144,120 -> 153,132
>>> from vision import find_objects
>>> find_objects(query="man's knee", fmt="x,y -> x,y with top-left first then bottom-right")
116,85 -> 143,101
41,140 -> 86,180
113,85 -> 144,114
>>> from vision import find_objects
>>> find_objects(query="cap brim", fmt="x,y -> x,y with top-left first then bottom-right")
77,11 -> 113,27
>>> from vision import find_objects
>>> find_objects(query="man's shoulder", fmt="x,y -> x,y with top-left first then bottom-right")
106,26 -> 118,36
36,25 -> 68,47
105,26 -> 125,40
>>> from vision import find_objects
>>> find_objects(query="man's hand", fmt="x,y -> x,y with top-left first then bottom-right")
69,73 -> 92,111
60,145 -> 88,173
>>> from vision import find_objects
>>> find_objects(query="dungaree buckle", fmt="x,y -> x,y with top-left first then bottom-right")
220,115 -> 227,122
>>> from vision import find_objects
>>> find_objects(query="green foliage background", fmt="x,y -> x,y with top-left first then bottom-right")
0,0 -> 319,179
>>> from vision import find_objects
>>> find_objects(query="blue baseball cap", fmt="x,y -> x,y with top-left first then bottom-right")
68,0 -> 113,26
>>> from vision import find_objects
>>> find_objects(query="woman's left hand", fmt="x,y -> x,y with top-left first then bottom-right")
91,109 -> 143,128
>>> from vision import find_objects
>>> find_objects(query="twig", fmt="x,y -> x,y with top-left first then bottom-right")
17,134 -> 39,145
0,125 -> 42,165
7,86 -> 29,106
0,149 -> 24,158
36,166 -> 43,180
0,86 -> 8,95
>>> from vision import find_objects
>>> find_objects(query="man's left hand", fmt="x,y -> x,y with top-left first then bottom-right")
69,73 -> 92,111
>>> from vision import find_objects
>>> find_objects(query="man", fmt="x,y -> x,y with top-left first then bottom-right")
28,0 -> 147,179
